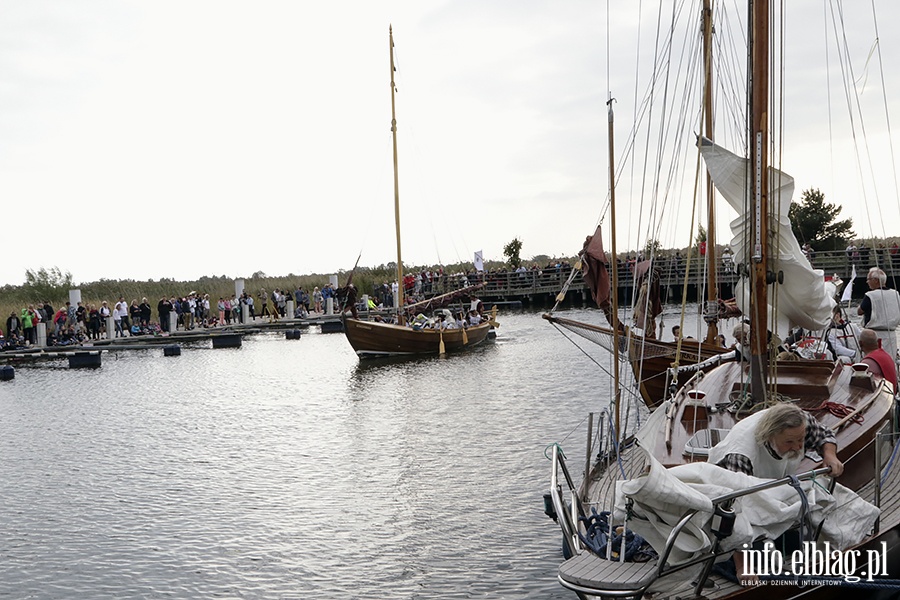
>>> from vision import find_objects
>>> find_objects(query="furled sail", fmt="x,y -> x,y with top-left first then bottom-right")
632,260 -> 662,339
581,225 -> 611,310
613,447 -> 880,567
698,138 -> 834,332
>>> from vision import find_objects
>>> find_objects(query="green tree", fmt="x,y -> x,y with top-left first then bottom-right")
695,225 -> 707,245
23,266 -> 73,300
503,237 -> 523,269
788,188 -> 854,251
643,238 -> 662,257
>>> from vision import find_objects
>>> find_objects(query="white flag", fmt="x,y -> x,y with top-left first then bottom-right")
841,264 -> 856,304
474,250 -> 484,272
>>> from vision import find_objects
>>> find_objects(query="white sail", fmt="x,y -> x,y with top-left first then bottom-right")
698,138 -> 834,333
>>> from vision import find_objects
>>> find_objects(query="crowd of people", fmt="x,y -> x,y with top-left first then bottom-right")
0,283 -> 355,350
401,308 -> 485,331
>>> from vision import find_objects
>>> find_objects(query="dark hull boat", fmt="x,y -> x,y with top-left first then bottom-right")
342,28 -> 498,360
344,318 -> 492,358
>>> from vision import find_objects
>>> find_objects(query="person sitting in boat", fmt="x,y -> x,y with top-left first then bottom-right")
708,403 -> 845,585
729,323 -> 750,358
859,328 -> 898,391
827,305 -> 861,364
857,267 -> 900,361
671,325 -> 682,341
730,322 -> 783,361
468,310 -> 482,326
411,313 -> 430,331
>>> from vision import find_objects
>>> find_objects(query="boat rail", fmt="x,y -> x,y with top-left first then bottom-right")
548,443 -> 589,559
552,440 -> 835,597
657,467 -> 833,590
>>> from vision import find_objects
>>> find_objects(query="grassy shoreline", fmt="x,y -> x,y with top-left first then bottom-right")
0,260 -> 520,332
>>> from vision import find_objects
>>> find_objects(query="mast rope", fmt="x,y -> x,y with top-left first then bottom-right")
868,0 -> 900,237
827,2 -> 882,242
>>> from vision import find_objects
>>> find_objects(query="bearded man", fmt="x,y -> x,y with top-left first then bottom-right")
708,403 -> 843,479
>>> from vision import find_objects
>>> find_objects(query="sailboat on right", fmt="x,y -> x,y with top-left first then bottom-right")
548,1 -> 900,598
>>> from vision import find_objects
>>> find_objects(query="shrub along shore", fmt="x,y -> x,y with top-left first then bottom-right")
0,260 -> 519,331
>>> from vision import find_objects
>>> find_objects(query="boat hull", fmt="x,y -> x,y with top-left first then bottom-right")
628,338 -> 728,410
542,314 -> 728,408
344,318 -> 492,357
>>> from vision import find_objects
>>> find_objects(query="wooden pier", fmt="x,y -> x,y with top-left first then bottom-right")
449,250 -> 899,308
0,314 -> 344,367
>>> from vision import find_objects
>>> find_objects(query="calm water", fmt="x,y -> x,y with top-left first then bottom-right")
0,308 -> 635,599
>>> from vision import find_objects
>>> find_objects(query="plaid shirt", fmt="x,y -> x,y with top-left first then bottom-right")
715,412 -> 836,476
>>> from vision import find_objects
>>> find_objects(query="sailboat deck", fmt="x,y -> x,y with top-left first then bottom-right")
564,458 -> 900,600
558,552 -> 659,593
564,359 -> 900,599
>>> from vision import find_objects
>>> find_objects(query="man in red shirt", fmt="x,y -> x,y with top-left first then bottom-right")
859,328 -> 898,391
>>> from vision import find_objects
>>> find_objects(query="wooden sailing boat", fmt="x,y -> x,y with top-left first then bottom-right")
343,27 -> 494,358
548,1 -> 900,597
543,5 -> 730,410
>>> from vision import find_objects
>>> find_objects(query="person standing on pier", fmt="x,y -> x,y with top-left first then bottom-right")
76,302 -> 87,334
243,292 -> 255,320
313,287 -> 323,313
157,297 -> 172,332
99,301 -> 111,336
857,267 -> 900,362
89,304 -> 101,339
129,300 -> 141,330
139,298 -> 152,327
258,289 -> 270,319
113,299 -> 126,337
6,312 -> 21,339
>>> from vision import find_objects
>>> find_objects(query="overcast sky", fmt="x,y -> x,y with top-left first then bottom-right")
2,1 -> 899,286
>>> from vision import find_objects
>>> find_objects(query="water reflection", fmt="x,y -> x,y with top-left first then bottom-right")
0,309 -> 617,599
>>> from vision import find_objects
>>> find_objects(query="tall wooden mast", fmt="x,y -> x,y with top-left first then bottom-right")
702,0 -> 719,345
389,26 -> 405,318
607,96 -> 623,439
749,0 -> 770,401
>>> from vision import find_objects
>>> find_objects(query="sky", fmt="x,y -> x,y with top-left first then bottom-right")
2,1 -> 900,286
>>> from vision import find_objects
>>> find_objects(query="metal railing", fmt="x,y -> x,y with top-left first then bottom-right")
372,249 -> 900,304
550,436 -> 837,597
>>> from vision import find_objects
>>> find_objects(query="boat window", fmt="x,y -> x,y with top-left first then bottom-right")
683,428 -> 731,458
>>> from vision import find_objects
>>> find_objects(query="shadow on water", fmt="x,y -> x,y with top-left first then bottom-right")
346,337 -> 500,394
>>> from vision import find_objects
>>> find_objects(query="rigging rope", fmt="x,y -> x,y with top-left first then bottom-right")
809,400 -> 864,424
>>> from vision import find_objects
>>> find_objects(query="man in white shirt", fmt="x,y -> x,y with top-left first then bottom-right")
857,267 -> 900,362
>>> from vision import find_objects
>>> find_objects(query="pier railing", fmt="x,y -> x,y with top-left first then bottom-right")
381,249 -> 900,305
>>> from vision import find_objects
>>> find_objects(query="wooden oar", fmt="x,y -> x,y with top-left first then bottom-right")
439,325 -> 446,354
488,305 -> 500,328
